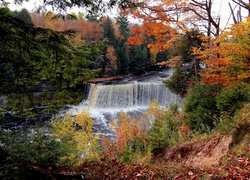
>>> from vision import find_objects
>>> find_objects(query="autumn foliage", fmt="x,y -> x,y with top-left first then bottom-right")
128,21 -> 178,62
51,111 -> 100,165
194,17 -> 250,87
101,112 -> 149,161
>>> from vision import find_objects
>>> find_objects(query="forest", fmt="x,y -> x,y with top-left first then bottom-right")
0,0 -> 250,179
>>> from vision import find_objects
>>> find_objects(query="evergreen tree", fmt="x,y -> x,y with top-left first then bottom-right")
0,7 -> 105,115
116,14 -> 130,43
164,29 -> 204,96
102,16 -> 116,46
86,12 -> 100,22
129,44 -> 149,72
115,14 -> 130,74
101,16 -> 118,75
156,51 -> 169,63
12,8 -> 34,26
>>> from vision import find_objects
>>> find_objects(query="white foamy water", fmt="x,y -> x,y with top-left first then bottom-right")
65,68 -> 182,137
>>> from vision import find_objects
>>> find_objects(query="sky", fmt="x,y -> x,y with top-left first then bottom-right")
4,0 -> 249,28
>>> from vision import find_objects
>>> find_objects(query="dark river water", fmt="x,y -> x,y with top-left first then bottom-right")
1,68 -> 182,137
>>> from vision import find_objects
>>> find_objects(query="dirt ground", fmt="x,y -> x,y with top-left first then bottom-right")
154,133 -> 233,167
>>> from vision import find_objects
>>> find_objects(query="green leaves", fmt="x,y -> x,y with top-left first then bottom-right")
0,8 -> 106,115
216,82 -> 250,115
183,84 -> 220,132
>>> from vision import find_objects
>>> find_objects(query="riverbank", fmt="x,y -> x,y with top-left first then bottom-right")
87,74 -> 132,83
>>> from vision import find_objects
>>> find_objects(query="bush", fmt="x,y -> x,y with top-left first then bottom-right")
147,105 -> 181,155
50,111 -> 100,164
216,82 -> 250,115
101,112 -> 150,163
0,111 -> 99,179
0,128 -> 78,180
183,83 -> 220,132
164,68 -> 189,96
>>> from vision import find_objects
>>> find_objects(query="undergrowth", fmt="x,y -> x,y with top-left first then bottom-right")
1,97 -> 250,179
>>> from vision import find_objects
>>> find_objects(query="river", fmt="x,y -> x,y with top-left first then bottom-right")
64,68 -> 182,137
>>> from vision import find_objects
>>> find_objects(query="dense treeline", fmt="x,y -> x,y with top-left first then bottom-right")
30,11 -> 160,76
0,7 -> 107,114
0,7 -> 169,114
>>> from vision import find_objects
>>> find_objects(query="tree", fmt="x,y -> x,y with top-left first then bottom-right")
30,12 -> 45,27
51,111 -> 100,164
183,83 -> 220,132
194,17 -> 250,87
102,16 -> 117,46
126,0 -> 188,63
129,44 -> 149,72
163,29 -> 204,96
12,8 -> 34,26
104,45 -> 118,76
128,21 -> 179,63
232,0 -> 250,16
11,0 -> 141,18
116,14 -> 130,42
188,0 -> 221,38
0,7 -> 105,114
115,14 -> 130,74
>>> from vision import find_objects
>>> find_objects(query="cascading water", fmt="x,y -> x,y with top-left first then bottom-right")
88,83 -> 179,108
67,68 -> 182,137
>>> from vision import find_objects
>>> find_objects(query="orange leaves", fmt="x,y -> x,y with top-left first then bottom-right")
165,56 -> 182,67
195,17 -> 250,87
128,21 -> 178,62
101,112 -> 149,160
128,27 -> 144,45
113,112 -> 147,148
31,12 -> 103,45
126,0 -> 188,63
104,45 -> 118,76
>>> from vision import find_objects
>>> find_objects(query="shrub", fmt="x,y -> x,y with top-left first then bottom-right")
50,111 -> 100,164
147,108 -> 180,155
0,111 -> 99,179
0,128 -> 78,180
216,82 -> 250,115
183,83 -> 220,132
164,68 -> 189,96
228,103 -> 250,157
101,112 -> 150,163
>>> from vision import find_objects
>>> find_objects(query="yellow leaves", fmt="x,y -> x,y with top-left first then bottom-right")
196,17 -> 250,87
144,100 -> 162,118
50,111 -> 100,164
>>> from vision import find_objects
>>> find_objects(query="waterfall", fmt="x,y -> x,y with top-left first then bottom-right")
66,68 -> 182,137
88,83 -> 181,109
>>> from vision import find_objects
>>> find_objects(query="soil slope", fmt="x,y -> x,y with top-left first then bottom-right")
154,133 -> 233,167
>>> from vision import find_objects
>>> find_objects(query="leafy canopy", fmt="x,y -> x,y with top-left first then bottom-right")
0,7 -> 106,114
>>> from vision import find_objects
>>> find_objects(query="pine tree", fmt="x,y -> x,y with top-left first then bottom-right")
0,8 -> 105,115
102,16 -> 116,46
116,14 -> 130,74
12,8 -> 34,26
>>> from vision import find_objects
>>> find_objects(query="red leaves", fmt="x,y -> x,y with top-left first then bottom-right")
24,154 -> 250,179
77,155 -> 249,179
